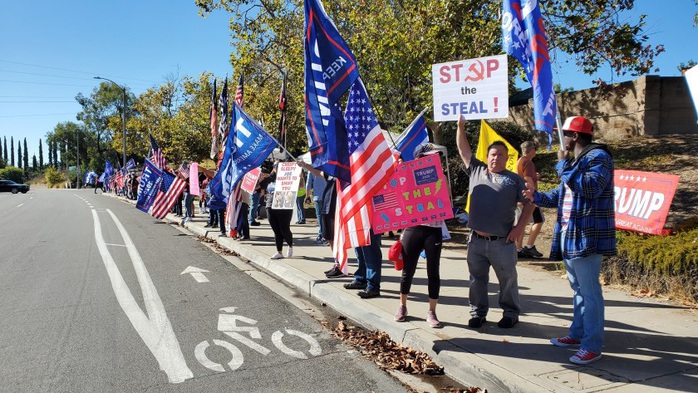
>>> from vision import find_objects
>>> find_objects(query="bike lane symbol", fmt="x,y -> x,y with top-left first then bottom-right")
195,307 -> 322,372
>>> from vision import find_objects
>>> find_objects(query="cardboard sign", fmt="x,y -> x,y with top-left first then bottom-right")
432,54 -> 508,122
272,162 -> 302,210
240,167 -> 261,194
189,162 -> 200,196
372,155 -> 453,234
614,170 -> 680,235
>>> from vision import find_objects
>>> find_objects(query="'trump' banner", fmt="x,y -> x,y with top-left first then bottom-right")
614,170 -> 680,235
371,155 -> 453,234
432,54 -> 508,121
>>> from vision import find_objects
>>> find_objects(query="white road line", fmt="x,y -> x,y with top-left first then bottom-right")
104,243 -> 127,248
92,209 -> 193,383
17,203 -> 23,208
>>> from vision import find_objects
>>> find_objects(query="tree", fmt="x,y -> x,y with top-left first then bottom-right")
75,83 -> 135,161
32,155 -> 37,171
10,136 -> 14,166
52,140 -> 58,167
17,144 -> 22,169
23,138 -> 29,174
39,139 -> 44,169
197,0 -> 666,152
3,136 -> 8,162
47,140 -> 53,169
0,137 -> 2,163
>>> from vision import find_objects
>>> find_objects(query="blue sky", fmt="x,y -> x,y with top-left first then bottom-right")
0,0 -> 696,162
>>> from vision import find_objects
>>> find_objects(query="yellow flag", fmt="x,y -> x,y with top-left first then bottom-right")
475,120 -> 519,172
465,120 -> 519,212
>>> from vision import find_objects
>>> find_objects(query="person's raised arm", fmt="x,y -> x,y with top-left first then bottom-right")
296,160 -> 323,178
456,115 -> 472,169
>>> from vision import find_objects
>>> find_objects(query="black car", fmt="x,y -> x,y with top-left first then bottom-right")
0,180 -> 30,194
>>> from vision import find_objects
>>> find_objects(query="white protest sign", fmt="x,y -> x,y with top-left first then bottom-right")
432,54 -> 508,122
271,162 -> 302,210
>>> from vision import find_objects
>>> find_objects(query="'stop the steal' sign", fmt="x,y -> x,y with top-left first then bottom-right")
432,54 -> 508,122
371,155 -> 453,234
614,170 -> 680,235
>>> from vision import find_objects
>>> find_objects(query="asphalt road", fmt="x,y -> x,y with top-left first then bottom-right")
0,189 -> 407,392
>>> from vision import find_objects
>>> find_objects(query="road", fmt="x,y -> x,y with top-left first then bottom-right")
0,189 -> 407,392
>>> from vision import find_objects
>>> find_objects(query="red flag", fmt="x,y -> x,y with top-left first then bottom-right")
210,79 -> 219,159
278,72 -> 287,147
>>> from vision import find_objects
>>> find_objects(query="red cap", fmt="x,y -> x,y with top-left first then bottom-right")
388,241 -> 404,271
562,116 -> 593,135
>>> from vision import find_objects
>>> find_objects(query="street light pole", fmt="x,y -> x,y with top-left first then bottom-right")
94,76 -> 127,169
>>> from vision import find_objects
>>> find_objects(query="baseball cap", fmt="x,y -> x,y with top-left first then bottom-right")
562,116 -> 593,135
414,143 -> 441,159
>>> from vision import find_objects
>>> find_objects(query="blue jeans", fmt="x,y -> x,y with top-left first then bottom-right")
250,192 -> 261,223
313,199 -> 325,238
353,231 -> 382,291
184,191 -> 194,218
561,230 -> 605,353
296,196 -> 306,222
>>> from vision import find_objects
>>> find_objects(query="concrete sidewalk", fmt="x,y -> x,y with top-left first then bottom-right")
150,201 -> 698,392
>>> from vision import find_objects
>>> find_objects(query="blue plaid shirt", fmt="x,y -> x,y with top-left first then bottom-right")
534,144 -> 617,260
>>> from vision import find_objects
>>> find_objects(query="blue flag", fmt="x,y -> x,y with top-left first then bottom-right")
502,0 -> 556,147
125,158 -> 136,171
395,109 -> 429,162
136,159 -> 162,212
210,103 -> 278,202
104,160 -> 114,178
303,0 -> 358,183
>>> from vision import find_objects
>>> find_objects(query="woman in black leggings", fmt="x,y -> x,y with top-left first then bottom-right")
265,168 -> 293,259
395,224 -> 443,327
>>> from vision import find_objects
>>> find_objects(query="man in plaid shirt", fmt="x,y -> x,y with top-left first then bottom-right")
525,116 -> 616,365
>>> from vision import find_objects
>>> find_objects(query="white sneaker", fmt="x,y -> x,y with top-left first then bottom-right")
271,252 -> 284,260
286,248 -> 294,258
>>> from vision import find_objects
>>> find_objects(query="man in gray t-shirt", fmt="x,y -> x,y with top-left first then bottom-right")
456,115 -> 534,329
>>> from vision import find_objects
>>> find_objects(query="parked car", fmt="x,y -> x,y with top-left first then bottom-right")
0,180 -> 30,194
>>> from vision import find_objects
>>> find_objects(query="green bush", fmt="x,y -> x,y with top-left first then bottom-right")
604,229 -> 698,305
45,166 -> 66,186
0,166 -> 25,183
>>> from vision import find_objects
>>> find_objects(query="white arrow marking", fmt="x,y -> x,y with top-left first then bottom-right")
180,266 -> 210,283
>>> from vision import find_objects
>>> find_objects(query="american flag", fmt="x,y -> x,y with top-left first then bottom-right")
150,171 -> 186,219
115,171 -> 124,190
149,134 -> 166,170
334,79 -> 394,272
372,193 -> 399,211
234,74 -> 244,108
219,78 -> 229,139
178,162 -> 190,180
224,183 -> 244,238
210,79 -> 219,159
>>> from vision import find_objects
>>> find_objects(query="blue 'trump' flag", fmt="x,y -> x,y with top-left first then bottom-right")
303,0 -> 358,183
136,159 -> 163,212
104,160 -> 114,178
395,108 -> 429,162
502,0 -> 556,147
210,103 -> 278,201
125,158 -> 136,171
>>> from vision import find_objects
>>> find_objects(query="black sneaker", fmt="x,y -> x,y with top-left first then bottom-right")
357,289 -> 380,299
468,316 -> 487,328
525,245 -> 544,258
325,266 -> 344,278
518,248 -> 532,258
250,221 -> 261,226
497,316 -> 519,328
343,281 -> 367,290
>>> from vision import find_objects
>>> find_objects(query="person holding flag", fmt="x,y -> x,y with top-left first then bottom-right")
456,115 -> 534,330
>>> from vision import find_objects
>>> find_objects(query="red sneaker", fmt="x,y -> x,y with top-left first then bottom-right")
570,349 -> 602,365
550,336 -> 581,347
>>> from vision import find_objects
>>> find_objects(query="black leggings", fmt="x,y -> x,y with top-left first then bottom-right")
267,207 -> 293,252
400,225 -> 442,299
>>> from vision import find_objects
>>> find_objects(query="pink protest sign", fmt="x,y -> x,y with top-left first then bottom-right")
371,155 -> 453,234
189,162 -> 200,196
241,167 -> 261,194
